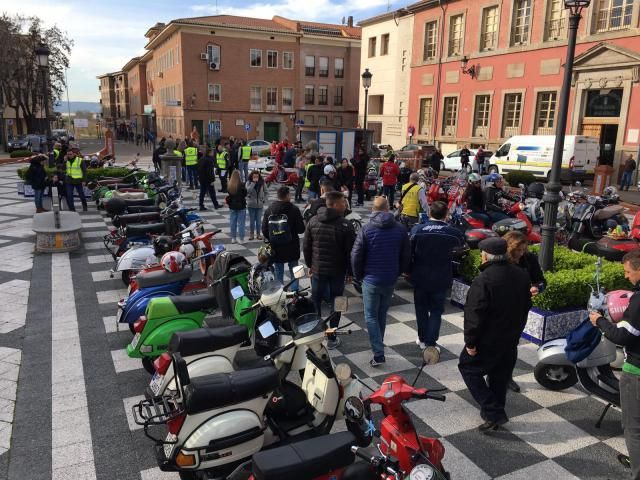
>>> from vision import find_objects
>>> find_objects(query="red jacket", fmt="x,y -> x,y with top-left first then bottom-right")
380,161 -> 400,186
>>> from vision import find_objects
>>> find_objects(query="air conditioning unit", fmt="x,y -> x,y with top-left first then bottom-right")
200,53 -> 208,61
158,71 -> 164,78
209,62 -> 219,71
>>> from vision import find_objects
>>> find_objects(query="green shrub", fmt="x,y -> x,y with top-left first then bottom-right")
17,166 -> 133,182
505,171 -> 536,186
10,150 -> 33,158
259,148 -> 271,157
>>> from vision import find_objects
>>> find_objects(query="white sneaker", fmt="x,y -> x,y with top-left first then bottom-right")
238,238 -> 245,245
416,338 -> 427,350
231,238 -> 236,244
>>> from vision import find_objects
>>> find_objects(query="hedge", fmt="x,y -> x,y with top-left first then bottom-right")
458,245 -> 630,311
505,171 -> 537,186
10,150 -> 33,158
17,166 -> 133,182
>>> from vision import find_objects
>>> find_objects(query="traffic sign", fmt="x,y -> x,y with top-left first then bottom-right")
244,123 -> 251,132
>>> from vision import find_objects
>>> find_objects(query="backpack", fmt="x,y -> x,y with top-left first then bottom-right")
268,214 -> 291,245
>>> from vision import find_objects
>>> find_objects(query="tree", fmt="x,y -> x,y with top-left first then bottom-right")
0,14 -> 72,134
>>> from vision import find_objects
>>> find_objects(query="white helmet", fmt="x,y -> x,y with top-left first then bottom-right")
324,165 -> 336,175
161,251 -> 187,273
179,243 -> 195,259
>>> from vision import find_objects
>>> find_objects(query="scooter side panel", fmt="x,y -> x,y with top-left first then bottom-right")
145,297 -> 181,319
142,316 -> 206,357
537,339 -> 573,366
121,283 -> 186,326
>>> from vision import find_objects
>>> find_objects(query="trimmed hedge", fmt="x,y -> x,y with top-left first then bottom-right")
458,245 -> 630,311
17,166 -> 133,182
10,150 -> 32,158
505,171 -> 537,186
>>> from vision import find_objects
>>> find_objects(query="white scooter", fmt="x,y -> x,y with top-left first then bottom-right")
535,258 -> 622,427
133,304 -> 360,479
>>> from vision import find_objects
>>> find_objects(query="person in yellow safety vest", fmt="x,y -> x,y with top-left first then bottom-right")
52,142 -> 61,165
65,146 -> 88,212
184,141 -> 200,189
239,141 -> 252,182
398,172 -> 429,231
216,144 -> 229,193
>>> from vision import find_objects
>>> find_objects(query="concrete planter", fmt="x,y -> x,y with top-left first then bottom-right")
451,277 -> 586,345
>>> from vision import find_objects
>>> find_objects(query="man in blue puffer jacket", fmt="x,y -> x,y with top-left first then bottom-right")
410,201 -> 465,350
352,196 -> 410,366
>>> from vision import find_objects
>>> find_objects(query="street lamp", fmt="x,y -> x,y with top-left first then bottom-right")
361,68 -> 372,130
35,42 -> 52,143
460,55 -> 477,79
538,0 -> 591,271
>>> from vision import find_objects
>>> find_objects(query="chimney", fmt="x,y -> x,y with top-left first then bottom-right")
347,16 -> 353,27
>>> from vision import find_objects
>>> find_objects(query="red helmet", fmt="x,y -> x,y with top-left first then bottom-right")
605,290 -> 633,323
161,251 -> 187,273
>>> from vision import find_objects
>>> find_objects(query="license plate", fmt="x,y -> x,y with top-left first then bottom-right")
164,433 -> 177,458
129,333 -> 141,350
150,372 -> 164,396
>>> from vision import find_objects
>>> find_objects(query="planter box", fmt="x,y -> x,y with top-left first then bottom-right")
451,277 -> 586,345
17,181 -> 24,195
23,184 -> 34,197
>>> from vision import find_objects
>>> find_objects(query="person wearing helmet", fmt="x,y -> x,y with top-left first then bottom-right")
484,173 -> 513,224
590,250 -> 640,476
463,173 -> 490,227
161,251 -> 188,273
320,164 -> 340,191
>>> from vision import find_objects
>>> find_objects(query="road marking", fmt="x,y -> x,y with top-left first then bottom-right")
51,253 -> 96,480
0,347 -> 21,456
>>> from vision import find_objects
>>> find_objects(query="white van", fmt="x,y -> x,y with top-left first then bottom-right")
487,135 -> 599,181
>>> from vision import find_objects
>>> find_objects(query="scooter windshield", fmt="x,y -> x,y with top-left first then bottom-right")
293,313 -> 322,335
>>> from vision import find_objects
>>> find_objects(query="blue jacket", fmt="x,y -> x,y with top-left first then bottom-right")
351,211 -> 410,287
410,219 -> 465,292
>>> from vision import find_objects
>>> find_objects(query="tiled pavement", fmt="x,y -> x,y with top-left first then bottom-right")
0,162 -> 630,479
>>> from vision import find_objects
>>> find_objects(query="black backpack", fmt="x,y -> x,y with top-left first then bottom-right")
268,214 -> 291,245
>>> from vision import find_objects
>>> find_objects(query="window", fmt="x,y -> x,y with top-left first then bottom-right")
334,86 -> 343,106
266,88 -> 277,111
502,93 -> 523,137
381,34 -> 390,55
305,56 -> 315,76
267,50 -> 278,68
448,14 -> 464,57
480,6 -> 498,52
318,86 -> 328,105
534,91 -> 557,134
368,95 -> 384,115
368,37 -> 377,57
334,58 -> 344,78
319,57 -> 329,77
595,0 -> 633,33
333,116 -> 343,127
318,116 -> 328,126
545,0 -> 567,41
250,86 -> 262,111
419,98 -> 433,135
208,84 -> 221,102
473,95 -> 491,137
305,85 -> 314,105
250,49 -> 262,67
442,96 -> 458,136
207,45 -> 221,68
282,87 -> 293,112
510,0 -> 531,46
283,51 -> 294,69
423,21 -> 437,61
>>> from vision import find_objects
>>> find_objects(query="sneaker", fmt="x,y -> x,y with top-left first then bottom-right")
231,238 -> 236,244
213,204 -> 221,209
238,238 -> 245,245
416,338 -> 427,350
370,356 -> 386,367
199,206 -> 208,211
256,235 -> 263,240
326,337 -> 341,350
249,234 -> 254,241
507,378 -> 521,393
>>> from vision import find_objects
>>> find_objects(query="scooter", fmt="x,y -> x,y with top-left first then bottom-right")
535,257 -> 624,427
264,164 -> 299,188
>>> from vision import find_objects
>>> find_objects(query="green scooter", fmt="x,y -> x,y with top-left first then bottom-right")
126,265 -> 256,373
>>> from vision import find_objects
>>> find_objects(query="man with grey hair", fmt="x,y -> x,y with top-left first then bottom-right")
458,237 -> 531,433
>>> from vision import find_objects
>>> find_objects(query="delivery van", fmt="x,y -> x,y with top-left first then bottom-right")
487,135 -> 599,181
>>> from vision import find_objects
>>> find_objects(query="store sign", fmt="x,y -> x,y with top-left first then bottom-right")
585,89 -> 622,117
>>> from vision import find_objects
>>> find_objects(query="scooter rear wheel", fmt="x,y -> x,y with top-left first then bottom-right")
534,363 -> 578,391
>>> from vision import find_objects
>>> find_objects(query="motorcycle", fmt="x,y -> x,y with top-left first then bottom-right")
264,164 -> 299,188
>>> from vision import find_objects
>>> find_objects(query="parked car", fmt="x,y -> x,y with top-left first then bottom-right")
247,139 -> 271,155
442,149 -> 493,172
51,129 -> 74,142
372,143 -> 393,157
7,135 -> 29,152
396,143 -> 436,160
26,134 -> 47,153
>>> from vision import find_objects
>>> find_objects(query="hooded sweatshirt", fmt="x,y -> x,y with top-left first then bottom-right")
351,211 -> 410,287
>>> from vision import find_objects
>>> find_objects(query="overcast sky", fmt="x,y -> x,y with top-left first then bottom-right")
0,0 -> 393,102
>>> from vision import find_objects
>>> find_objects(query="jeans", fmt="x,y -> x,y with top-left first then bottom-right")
181,166 -> 187,182
620,371 -> 640,479
199,182 -> 219,208
487,210 -> 509,224
362,281 -> 394,359
34,189 -> 44,210
274,260 -> 299,291
308,190 -> 319,201
414,288 -> 447,346
382,185 -> 395,207
621,171 -> 634,191
247,207 -> 263,236
186,165 -> 199,188
229,209 -> 246,240
65,183 -> 87,211
311,274 -> 345,330
239,161 -> 249,182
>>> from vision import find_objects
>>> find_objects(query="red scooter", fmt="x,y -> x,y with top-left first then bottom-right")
265,163 -> 299,187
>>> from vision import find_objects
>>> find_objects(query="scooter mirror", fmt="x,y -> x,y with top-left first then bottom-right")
422,346 -> 441,365
334,296 -> 349,313
292,265 -> 306,279
343,395 -> 365,422
575,181 -> 582,188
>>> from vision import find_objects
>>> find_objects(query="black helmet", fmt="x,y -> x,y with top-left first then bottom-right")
528,182 -> 545,199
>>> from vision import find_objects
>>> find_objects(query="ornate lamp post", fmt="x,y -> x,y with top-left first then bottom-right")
539,0 -> 590,271
361,68 -> 372,130
35,42 -> 52,143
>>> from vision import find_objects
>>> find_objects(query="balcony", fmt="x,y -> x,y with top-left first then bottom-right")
534,126 -> 555,135
502,126 -> 520,138
442,125 -> 456,137
473,126 -> 488,138
544,17 -> 566,41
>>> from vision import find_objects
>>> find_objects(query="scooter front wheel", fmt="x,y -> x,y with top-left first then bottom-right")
534,363 -> 578,391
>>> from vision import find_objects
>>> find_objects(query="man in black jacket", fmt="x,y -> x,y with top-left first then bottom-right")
306,156 -> 325,200
303,191 -> 356,349
197,147 -> 220,210
590,250 -> 640,476
262,186 -> 305,290
458,237 -> 531,433
353,145 -> 368,206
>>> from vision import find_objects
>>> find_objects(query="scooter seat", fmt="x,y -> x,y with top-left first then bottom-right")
183,366 -> 278,414
123,198 -> 156,207
252,431 -> 357,480
170,293 -> 218,314
125,222 -> 167,237
593,205 -> 625,221
126,205 -> 160,214
136,266 -> 193,289
112,212 -> 162,228
169,325 -> 248,357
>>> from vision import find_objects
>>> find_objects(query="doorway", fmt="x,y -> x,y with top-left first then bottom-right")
580,123 -> 618,166
263,122 -> 280,142
191,120 -> 204,144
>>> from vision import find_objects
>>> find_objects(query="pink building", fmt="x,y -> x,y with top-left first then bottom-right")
407,0 -> 640,174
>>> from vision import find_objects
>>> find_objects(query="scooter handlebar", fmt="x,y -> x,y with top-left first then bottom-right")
263,341 -> 295,361
416,391 -> 446,402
